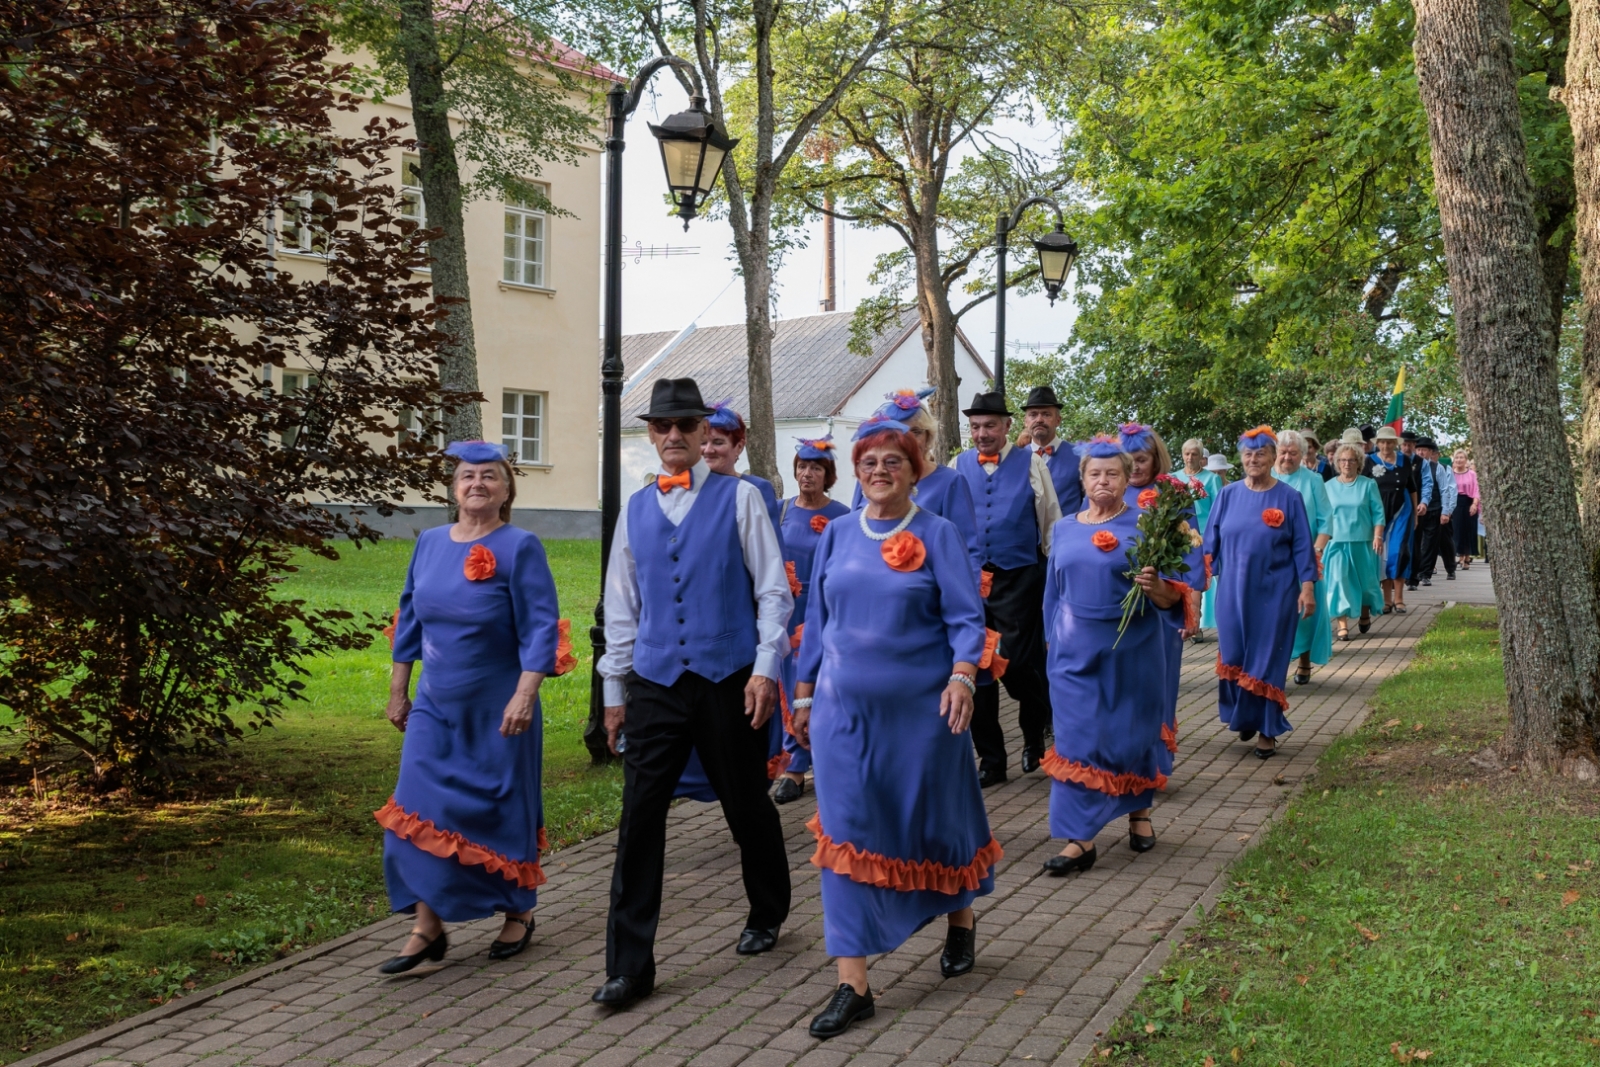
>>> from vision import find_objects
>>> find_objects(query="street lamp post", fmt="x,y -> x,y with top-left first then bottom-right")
585,57 -> 738,763
992,196 -> 1079,397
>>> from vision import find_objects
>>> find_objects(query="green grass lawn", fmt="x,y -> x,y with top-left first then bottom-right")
0,538 -> 619,1062
1101,606 -> 1600,1066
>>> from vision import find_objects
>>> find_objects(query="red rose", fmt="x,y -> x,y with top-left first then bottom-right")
810,514 -> 830,533
881,531 -> 926,572
1091,530 -> 1119,552
1137,488 -> 1159,509
1262,508 -> 1285,528
464,543 -> 496,580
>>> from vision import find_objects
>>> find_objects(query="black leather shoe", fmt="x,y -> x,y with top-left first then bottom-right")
1021,746 -> 1043,774
1238,729 -> 1257,743
978,766 -> 1007,789
771,776 -> 805,804
809,983 -> 874,1039
592,974 -> 652,1008
736,926 -> 780,955
940,922 -> 976,978
1043,843 -> 1096,876
1446,573 -> 1456,580
1254,741 -> 1278,760
1294,671 -> 1310,686
379,930 -> 447,974
487,914 -> 534,960
1128,817 -> 1156,854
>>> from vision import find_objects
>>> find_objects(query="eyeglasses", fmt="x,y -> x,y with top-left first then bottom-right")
858,456 -> 906,473
648,417 -> 704,434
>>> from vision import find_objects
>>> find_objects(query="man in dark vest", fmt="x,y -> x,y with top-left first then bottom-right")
595,377 -> 793,1009
1021,385 -> 1084,516
1409,436 -> 1457,587
955,391 -> 1062,786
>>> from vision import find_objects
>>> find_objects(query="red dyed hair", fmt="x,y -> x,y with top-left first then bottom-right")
707,410 -> 747,448
852,427 -> 928,481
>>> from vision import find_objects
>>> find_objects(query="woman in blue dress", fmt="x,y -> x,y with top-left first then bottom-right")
378,441 -> 571,973
1042,437 -> 1189,875
771,435 -> 849,804
791,416 -> 996,1040
1204,428 -> 1318,758
1323,442 -> 1387,640
1366,426 -> 1419,615
1274,431 -> 1332,685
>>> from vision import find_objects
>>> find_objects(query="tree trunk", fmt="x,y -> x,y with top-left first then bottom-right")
915,227 -> 964,462
398,0 -> 482,443
1569,0 -> 1600,584
742,247 -> 782,493
1415,0 -> 1600,772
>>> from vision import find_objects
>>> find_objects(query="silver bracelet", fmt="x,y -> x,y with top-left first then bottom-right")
792,697 -> 814,709
949,672 -> 976,695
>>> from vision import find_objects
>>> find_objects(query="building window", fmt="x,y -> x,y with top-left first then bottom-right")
399,405 -> 442,449
280,371 -> 318,447
400,155 -> 427,259
280,191 -> 330,255
502,391 -> 544,464
503,191 -> 546,287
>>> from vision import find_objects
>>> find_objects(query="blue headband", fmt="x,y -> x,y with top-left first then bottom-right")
794,435 -> 837,460
1076,435 -> 1124,461
852,415 -> 912,442
706,398 -> 743,432
445,440 -> 509,464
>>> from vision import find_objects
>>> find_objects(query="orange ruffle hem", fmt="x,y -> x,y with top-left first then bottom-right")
1041,746 -> 1168,795
978,628 -> 1009,680
807,813 -> 1002,893
1215,657 -> 1290,710
1261,508 -> 1285,528
1161,722 -> 1178,754
980,570 -> 994,599
1203,553 -> 1213,583
785,560 -> 803,596
384,607 -> 399,649
790,622 -> 805,650
464,543 -> 496,580
881,531 -> 926,572
375,797 -> 547,889
554,618 -> 578,676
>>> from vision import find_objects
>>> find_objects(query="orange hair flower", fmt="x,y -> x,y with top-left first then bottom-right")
1091,530 -> 1119,552
1137,488 -> 1159,509
1262,508 -> 1285,528
881,530 -> 926,572
810,513 -> 831,533
464,543 -> 496,580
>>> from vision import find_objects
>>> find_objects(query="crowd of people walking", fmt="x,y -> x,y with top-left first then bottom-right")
370,379 -> 1481,1039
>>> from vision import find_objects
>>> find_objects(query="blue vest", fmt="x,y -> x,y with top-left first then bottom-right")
957,446 -> 1041,570
1042,444 -> 1084,515
628,472 -> 758,686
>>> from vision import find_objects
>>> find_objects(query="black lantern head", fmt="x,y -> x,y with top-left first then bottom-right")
1032,227 -> 1080,305
648,95 -> 739,230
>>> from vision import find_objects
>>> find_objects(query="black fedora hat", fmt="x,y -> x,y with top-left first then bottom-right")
1022,385 -> 1063,410
638,378 -> 714,420
1417,436 -> 1438,450
962,391 -> 1012,418
1400,429 -> 1418,441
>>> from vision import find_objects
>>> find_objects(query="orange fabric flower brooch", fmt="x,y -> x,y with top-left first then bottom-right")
810,514 -> 830,533
1261,508 -> 1286,528
881,531 -> 926,572
1091,530 -> 1119,552
464,543 -> 497,580
1137,489 -> 1158,509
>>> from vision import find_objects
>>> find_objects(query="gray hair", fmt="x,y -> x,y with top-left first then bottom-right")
1276,429 -> 1307,455
904,405 -> 939,463
1079,449 -> 1134,480
1180,437 -> 1205,454
1334,442 -> 1364,465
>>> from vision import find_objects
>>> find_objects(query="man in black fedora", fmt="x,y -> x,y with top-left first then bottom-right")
594,376 -> 793,1009
954,390 -> 1061,786
1021,385 -> 1083,516
1409,436 -> 1457,587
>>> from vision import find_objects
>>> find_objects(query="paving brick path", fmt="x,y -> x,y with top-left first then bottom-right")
25,569 -> 1495,1067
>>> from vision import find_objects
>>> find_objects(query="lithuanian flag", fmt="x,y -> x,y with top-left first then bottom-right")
1383,367 -> 1406,433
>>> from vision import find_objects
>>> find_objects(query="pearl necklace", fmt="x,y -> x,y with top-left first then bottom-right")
1078,502 -> 1128,525
859,503 -> 920,541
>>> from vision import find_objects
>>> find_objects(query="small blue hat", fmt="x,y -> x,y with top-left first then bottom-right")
1117,422 -> 1156,456
706,398 -> 743,432
875,387 -> 936,422
445,440 -> 509,464
1076,434 -> 1124,461
852,413 -> 913,441
794,435 -> 837,461
1237,425 -> 1278,451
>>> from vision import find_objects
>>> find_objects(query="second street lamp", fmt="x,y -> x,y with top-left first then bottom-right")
585,56 -> 736,762
1032,227 -> 1080,305
993,196 -> 1078,396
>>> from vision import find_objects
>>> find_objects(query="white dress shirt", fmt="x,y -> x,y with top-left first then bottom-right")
958,441 -> 1063,555
599,459 -> 792,706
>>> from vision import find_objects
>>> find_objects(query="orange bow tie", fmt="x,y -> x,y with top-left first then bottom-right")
1039,445 -> 1054,456
656,470 -> 692,493
978,453 -> 1001,465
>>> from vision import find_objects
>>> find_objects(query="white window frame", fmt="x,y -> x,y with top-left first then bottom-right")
400,155 -> 429,267
280,371 -> 318,447
398,404 -> 443,449
501,390 -> 546,465
280,190 -> 331,257
503,187 -> 548,289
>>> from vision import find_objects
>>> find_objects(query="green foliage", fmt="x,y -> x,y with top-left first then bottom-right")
1104,608 -> 1600,1065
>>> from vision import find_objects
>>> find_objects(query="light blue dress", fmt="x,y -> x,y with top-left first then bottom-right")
1323,477 -> 1387,618
1175,468 -> 1224,628
1277,466 -> 1333,667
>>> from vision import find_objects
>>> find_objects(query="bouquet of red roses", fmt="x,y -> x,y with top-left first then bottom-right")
1116,473 -> 1207,645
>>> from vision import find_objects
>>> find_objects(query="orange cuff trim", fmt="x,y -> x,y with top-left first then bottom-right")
978,628 -> 1009,680
1215,657 -> 1290,711
1161,722 -> 1178,754
1168,580 -> 1200,634
554,618 -> 578,676
1041,746 -> 1167,795
375,798 -> 547,889
785,560 -> 803,596
384,608 -> 399,649
807,813 -> 1002,893
980,571 -> 994,599
1203,553 -> 1213,583
790,622 -> 805,651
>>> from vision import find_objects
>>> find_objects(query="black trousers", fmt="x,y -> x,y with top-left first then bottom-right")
970,559 -> 1052,773
605,666 -> 790,981
1412,515 -> 1455,580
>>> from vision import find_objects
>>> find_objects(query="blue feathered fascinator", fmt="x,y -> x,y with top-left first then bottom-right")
445,440 -> 509,464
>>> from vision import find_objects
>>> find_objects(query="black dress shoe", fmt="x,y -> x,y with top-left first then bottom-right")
736,926 -> 780,955
809,983 -> 874,1039
592,974 -> 652,1008
1238,729 -> 1257,743
1446,573 -> 1456,580
940,922 -> 976,978
1128,818 -> 1156,854
1043,843 -> 1097,876
1294,671 -> 1310,685
379,930 -> 447,974
1021,746 -> 1043,774
771,776 -> 805,804
978,766 -> 1007,789
487,914 -> 534,960
1254,742 -> 1278,760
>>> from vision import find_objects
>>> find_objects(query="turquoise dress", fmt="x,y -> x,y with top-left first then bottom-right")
1175,468 -> 1224,628
1277,467 -> 1333,666
1323,477 -> 1387,618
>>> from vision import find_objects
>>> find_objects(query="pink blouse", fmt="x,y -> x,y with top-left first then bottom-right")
1454,469 -> 1479,499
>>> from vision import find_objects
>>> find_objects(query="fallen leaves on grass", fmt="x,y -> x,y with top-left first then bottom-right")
1383,718 -> 1402,728
1390,1042 -> 1433,1062
193,894 -> 207,907
1562,890 -> 1580,908
1354,922 -> 1381,942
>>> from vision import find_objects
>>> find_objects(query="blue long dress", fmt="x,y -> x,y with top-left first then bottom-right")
1125,479 -> 1205,765
381,524 -> 558,922
1278,466 -> 1333,667
798,508 -> 996,957
1203,480 -> 1318,739
777,495 -> 849,776
1043,509 -> 1186,840
1368,455 -> 1417,581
